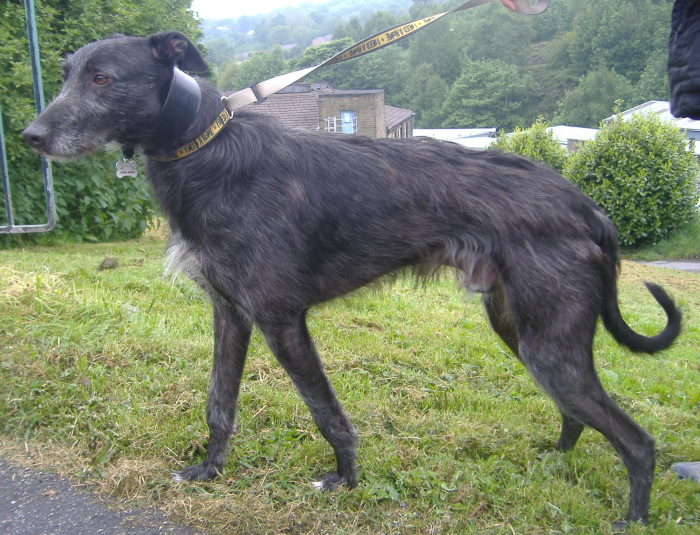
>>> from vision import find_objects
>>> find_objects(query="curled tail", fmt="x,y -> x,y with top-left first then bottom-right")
592,210 -> 681,353
602,281 -> 682,353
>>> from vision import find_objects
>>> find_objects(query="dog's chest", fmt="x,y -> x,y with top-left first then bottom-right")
165,232 -> 216,293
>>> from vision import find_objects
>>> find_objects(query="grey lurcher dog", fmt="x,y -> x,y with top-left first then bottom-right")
23,31 -> 681,527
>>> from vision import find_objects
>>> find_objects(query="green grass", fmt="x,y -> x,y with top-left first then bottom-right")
623,216 -> 700,261
1,234 -> 699,534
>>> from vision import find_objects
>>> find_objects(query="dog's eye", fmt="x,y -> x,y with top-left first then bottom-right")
93,74 -> 109,86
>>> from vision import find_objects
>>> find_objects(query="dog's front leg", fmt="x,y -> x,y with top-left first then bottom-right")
174,301 -> 252,482
260,311 -> 358,490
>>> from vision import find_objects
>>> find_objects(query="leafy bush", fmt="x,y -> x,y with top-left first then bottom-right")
489,118 -> 568,172
1,0 -> 200,246
565,113 -> 699,246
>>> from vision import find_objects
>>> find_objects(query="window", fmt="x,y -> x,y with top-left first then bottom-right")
341,111 -> 357,134
325,112 -> 358,134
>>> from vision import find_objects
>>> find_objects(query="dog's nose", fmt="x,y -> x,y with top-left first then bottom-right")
22,122 -> 48,149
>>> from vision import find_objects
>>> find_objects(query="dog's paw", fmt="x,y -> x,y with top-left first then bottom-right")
310,471 -> 355,491
172,462 -> 220,482
610,520 -> 629,533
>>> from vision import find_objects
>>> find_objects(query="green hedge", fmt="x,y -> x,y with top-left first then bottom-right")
1,0 -> 200,246
489,118 -> 569,173
566,113 -> 699,246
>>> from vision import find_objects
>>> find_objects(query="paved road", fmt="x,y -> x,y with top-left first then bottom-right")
0,459 -> 205,535
640,259 -> 700,273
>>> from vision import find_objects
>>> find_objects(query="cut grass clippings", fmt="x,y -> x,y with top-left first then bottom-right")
1,235 -> 699,534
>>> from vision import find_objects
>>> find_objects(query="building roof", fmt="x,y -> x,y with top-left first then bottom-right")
240,92 -> 323,131
547,125 -> 599,144
605,100 -> 700,131
413,128 -> 497,149
385,105 -> 415,131
414,126 -> 601,150
223,84 -> 413,133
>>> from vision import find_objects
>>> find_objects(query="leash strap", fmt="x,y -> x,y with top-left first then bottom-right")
222,0 -> 549,111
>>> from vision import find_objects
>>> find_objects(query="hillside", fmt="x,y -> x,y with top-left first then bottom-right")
206,0 -> 672,130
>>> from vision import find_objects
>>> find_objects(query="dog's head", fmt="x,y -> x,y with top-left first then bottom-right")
23,31 -> 208,160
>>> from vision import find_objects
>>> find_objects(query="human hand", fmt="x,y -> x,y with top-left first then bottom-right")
501,0 -> 517,11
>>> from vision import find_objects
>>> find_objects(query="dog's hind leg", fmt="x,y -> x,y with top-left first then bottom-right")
174,301 -> 252,482
483,289 -> 585,452
556,414 -> 585,452
519,329 -> 655,525
483,288 -> 519,356
259,311 -> 358,490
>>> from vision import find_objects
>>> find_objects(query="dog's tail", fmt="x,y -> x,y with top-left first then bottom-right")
602,281 -> 682,353
596,217 -> 682,353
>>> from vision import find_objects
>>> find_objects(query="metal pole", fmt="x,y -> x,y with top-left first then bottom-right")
0,0 -> 56,234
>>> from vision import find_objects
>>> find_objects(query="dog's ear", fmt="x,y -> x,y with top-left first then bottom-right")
148,31 -> 208,72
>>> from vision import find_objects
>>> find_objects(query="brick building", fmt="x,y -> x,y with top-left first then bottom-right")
228,82 -> 414,139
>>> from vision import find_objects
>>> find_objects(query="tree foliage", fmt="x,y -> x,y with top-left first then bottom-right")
555,65 -> 636,128
441,58 -> 537,130
1,0 -> 200,245
562,0 -> 670,82
566,113 -> 699,247
402,63 -> 448,127
218,46 -> 288,91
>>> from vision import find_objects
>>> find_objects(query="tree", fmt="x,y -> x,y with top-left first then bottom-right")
555,65 -> 635,128
564,0 -> 671,82
407,17 -> 466,86
441,58 -> 537,130
216,59 -> 240,91
290,38 -> 355,70
329,47 -> 408,97
362,11 -> 398,39
460,3 -> 536,67
220,47 -> 289,91
401,63 -> 448,127
206,37 -> 236,67
332,17 -> 363,41
531,0 -> 585,42
267,25 -> 294,46
566,113 -> 699,246
632,54 -> 670,104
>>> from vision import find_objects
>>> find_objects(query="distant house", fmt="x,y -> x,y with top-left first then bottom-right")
606,100 -> 700,156
228,82 -> 414,139
413,126 -> 599,152
413,128 -> 497,149
547,125 -> 599,152
312,34 -> 333,46
415,101 -> 700,159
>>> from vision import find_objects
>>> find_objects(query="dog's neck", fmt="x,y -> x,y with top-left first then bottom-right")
124,68 -> 227,161
140,75 -> 232,163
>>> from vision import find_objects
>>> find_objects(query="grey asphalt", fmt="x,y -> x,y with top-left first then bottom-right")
639,259 -> 700,273
0,459 -> 205,535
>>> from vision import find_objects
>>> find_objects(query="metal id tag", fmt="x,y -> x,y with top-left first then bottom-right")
116,160 -> 138,178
